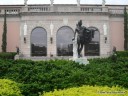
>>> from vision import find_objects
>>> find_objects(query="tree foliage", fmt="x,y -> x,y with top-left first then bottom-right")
1,10 -> 7,52
124,7 -> 128,50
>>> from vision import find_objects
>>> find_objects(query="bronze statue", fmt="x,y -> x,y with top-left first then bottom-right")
73,20 -> 96,58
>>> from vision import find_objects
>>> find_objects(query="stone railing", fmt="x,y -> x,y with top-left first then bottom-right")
80,6 -> 108,12
28,6 -> 51,12
0,7 -> 21,14
26,5 -> 109,13
6,9 -> 20,14
108,8 -> 124,15
52,5 -> 80,12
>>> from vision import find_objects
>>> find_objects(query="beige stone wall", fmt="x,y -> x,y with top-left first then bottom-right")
19,14 -> 112,57
20,15 -> 76,57
0,6 -> 125,57
0,14 -> 123,57
0,4 -> 126,58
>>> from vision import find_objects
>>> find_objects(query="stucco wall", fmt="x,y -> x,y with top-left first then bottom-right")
7,21 -> 20,52
0,15 -> 124,55
0,18 -> 20,52
110,17 -> 124,51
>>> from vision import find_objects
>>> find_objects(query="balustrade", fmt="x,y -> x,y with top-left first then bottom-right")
0,7 -> 21,14
0,5 -> 125,15
28,6 -> 50,12
109,9 -> 124,14
6,9 -> 20,14
81,7 -> 109,12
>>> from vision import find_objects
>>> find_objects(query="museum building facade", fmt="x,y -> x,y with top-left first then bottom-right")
0,3 -> 127,58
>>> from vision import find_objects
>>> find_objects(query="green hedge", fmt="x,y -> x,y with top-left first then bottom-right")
43,85 -> 128,96
0,79 -> 23,96
0,58 -> 128,96
117,51 -> 128,57
0,52 -> 16,59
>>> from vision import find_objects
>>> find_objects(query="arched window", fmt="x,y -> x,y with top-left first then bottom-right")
57,26 -> 74,56
84,27 -> 100,56
31,27 -> 47,56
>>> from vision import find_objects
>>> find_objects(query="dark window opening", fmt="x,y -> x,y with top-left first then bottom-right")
84,27 -> 100,56
31,27 -> 47,56
57,26 -> 74,56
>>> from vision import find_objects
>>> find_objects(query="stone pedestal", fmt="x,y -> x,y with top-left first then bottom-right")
14,54 -> 20,60
72,39 -> 78,59
71,32 -> 89,65
69,57 -> 89,65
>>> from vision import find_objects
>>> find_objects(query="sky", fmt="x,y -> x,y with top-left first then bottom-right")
0,0 -> 127,5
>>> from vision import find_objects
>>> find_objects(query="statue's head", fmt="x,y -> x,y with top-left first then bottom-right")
78,20 -> 82,26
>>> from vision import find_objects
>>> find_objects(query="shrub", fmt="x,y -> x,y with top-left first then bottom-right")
43,85 -> 128,96
0,58 -> 128,96
117,51 -> 128,57
0,79 -> 23,96
0,52 -> 16,59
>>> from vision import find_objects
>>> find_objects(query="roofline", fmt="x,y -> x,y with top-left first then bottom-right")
0,4 -> 127,7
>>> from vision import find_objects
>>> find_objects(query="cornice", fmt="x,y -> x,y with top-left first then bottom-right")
0,14 -> 20,17
0,11 -> 123,18
109,14 -> 123,17
20,11 -> 110,16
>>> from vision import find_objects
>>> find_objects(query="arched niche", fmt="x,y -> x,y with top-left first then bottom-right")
31,27 -> 47,56
56,26 -> 74,56
84,26 -> 100,56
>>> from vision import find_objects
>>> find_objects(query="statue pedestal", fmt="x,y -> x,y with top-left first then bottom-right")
14,54 -> 19,60
69,57 -> 89,65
